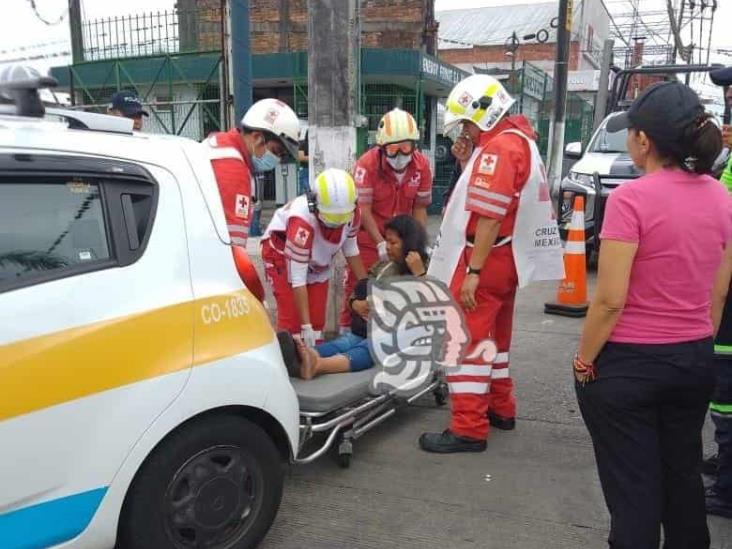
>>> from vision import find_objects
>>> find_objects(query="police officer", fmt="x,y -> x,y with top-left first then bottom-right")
108,91 -> 149,131
706,65 -> 732,518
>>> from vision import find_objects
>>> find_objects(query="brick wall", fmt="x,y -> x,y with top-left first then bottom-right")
193,0 -> 436,54
439,42 -> 581,72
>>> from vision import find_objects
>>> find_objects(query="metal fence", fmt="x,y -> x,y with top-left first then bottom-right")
81,7 -> 224,61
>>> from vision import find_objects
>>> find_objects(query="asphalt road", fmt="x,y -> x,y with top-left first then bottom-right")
250,214 -> 732,549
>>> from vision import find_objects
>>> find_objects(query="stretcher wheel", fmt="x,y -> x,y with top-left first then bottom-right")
434,384 -> 448,406
337,439 -> 353,469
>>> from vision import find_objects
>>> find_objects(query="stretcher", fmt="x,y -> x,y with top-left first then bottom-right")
278,333 -> 448,468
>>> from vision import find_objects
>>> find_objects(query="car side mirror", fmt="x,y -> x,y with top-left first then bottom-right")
565,142 -> 583,160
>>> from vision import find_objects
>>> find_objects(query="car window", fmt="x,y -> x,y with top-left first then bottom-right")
590,125 -> 628,154
0,180 -> 111,287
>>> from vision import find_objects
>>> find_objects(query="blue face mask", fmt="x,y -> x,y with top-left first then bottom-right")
252,148 -> 280,172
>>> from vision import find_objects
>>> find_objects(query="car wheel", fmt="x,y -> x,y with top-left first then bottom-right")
118,415 -> 284,549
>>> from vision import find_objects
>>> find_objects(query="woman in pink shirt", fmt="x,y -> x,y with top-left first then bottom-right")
575,81 -> 731,549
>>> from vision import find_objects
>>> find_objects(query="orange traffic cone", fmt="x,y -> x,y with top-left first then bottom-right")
544,196 -> 589,318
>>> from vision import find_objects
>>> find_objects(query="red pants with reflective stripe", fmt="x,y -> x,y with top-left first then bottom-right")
340,243 -> 379,327
261,241 -> 328,335
447,244 -> 518,441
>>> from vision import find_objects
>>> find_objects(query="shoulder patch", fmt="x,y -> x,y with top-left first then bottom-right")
294,226 -> 311,247
478,153 -> 499,176
234,194 -> 250,219
473,176 -> 491,189
354,166 -> 367,184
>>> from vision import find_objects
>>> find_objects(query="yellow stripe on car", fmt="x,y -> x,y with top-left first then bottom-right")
0,290 -> 273,423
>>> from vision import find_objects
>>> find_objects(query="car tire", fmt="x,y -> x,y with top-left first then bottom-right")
117,415 -> 284,549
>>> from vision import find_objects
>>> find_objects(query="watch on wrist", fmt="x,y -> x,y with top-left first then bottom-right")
466,266 -> 481,276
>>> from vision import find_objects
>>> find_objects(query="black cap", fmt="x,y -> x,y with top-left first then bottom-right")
110,90 -> 148,118
710,66 -> 732,87
606,81 -> 703,140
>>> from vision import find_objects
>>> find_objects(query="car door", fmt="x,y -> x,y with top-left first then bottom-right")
0,153 -> 194,548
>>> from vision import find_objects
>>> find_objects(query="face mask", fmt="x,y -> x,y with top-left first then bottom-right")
386,153 -> 412,172
252,148 -> 280,173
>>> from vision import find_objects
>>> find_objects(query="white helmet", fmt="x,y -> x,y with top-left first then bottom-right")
444,74 -> 515,134
310,168 -> 358,227
241,98 -> 300,158
376,108 -> 420,145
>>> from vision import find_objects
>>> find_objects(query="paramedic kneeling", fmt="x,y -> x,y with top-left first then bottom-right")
261,169 -> 366,346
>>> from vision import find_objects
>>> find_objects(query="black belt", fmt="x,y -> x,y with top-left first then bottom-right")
466,235 -> 513,248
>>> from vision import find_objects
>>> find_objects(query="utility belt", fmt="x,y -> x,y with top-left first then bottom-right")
466,235 -> 513,248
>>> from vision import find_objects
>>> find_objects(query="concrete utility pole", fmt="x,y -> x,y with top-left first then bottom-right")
593,39 -> 614,130
547,0 -> 573,194
68,0 -> 84,63
307,0 -> 360,180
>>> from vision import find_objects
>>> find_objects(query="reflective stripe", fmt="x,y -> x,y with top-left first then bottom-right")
715,344 -> 732,354
466,198 -> 507,216
494,352 -> 509,364
227,224 -> 249,235
417,191 -> 432,197
285,242 -> 310,260
491,367 -> 510,379
207,146 -> 243,161
469,187 -> 512,204
564,241 -> 585,254
710,402 -> 732,414
449,381 -> 489,394
231,236 -> 247,246
448,364 -> 492,377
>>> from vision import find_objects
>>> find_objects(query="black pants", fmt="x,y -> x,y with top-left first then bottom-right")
576,339 -> 715,549
712,354 -> 732,496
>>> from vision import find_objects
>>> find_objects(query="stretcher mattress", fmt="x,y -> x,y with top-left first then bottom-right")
291,369 -> 379,413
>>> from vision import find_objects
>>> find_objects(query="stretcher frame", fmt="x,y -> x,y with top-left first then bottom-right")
293,372 -> 448,468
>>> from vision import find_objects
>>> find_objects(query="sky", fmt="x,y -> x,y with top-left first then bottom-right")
1,0 -> 730,97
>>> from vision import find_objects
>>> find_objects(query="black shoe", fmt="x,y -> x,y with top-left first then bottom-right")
706,486 -> 732,518
488,412 -> 516,431
703,454 -> 719,476
418,429 -> 486,453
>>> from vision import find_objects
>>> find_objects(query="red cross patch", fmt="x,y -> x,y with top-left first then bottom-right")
294,226 -> 311,247
458,91 -> 473,107
478,153 -> 499,176
234,194 -> 250,219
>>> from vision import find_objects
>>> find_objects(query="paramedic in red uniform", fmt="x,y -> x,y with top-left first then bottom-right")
261,169 -> 367,347
420,74 -> 563,453
204,98 -> 300,248
340,108 -> 433,329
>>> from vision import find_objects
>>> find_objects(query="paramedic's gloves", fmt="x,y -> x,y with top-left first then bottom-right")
301,323 -> 317,347
377,240 -> 388,262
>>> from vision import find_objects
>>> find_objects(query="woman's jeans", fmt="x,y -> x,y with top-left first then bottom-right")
576,339 -> 715,549
316,333 -> 373,372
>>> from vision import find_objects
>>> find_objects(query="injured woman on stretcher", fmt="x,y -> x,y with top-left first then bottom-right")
280,214 -> 429,380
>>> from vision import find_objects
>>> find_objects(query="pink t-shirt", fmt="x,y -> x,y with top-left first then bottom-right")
601,168 -> 732,344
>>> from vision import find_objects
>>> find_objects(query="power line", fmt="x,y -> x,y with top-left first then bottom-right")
26,0 -> 67,26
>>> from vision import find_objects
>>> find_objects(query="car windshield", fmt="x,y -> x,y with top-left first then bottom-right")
590,123 -> 628,154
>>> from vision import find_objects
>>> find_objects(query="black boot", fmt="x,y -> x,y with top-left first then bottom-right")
706,486 -> 732,518
488,412 -> 516,431
702,454 -> 719,476
418,430 -> 486,453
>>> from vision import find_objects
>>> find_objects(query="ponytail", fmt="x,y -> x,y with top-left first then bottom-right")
653,111 -> 722,175
685,113 -> 723,175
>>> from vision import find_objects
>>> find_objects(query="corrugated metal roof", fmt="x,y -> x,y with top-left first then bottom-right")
437,3 -> 559,49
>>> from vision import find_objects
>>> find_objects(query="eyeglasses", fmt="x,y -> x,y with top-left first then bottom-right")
383,141 -> 416,158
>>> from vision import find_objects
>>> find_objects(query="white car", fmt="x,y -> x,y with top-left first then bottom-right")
553,112 -> 640,259
0,81 -> 298,549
